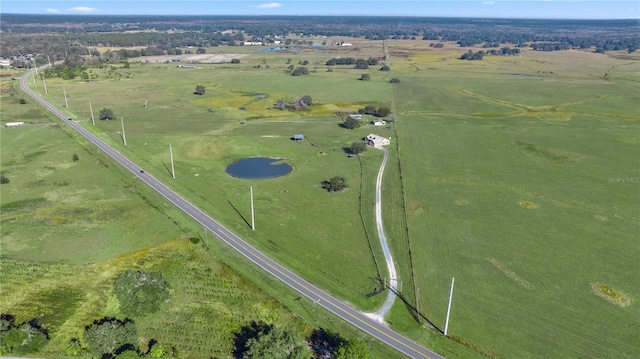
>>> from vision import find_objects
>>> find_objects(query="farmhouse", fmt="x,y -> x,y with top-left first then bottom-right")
349,114 -> 363,120
365,134 -> 390,148
372,119 -> 386,126
5,122 -> 25,128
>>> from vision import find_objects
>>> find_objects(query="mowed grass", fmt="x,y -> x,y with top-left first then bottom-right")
390,47 -> 639,358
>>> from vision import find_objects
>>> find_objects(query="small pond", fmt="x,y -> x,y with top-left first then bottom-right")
226,157 -> 293,179
256,46 -> 288,52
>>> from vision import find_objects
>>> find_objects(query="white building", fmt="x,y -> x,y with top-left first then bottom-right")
5,122 -> 25,128
365,134 -> 390,148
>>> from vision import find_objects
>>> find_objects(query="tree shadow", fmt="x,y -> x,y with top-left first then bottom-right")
227,200 -> 251,229
309,328 -> 346,358
233,321 -> 272,358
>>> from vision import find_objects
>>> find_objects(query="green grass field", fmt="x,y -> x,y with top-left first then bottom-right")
2,40 -> 639,358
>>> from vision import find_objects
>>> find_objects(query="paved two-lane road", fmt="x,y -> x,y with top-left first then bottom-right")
19,67 -> 445,359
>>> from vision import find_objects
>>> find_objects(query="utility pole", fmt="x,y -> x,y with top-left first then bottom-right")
250,186 -> 255,230
63,86 -> 68,108
32,62 -> 37,86
89,102 -> 95,125
444,277 -> 455,336
121,117 -> 127,147
169,144 -> 175,179
42,75 -> 48,95
47,55 -> 52,67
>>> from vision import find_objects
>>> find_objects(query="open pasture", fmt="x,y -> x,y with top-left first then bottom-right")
389,46 -> 639,358
11,38 -> 640,358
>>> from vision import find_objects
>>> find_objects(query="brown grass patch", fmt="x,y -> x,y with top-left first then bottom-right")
517,200 -> 539,209
594,215 -> 608,222
488,258 -> 535,290
591,282 -> 631,307
453,199 -> 468,206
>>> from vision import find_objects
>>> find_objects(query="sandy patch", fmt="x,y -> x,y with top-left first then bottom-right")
517,200 -> 539,209
453,199 -> 468,206
137,54 -> 248,64
591,282 -> 631,307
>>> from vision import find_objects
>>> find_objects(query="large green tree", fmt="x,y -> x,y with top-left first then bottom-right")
99,108 -> 115,120
322,176 -> 348,192
245,326 -> 310,359
350,141 -> 367,155
84,317 -> 138,359
113,270 -> 171,317
0,316 -> 49,355
343,117 -> 361,129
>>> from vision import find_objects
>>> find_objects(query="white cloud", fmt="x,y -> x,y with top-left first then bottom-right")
481,2 -> 495,5
69,7 -> 98,13
45,8 -> 61,14
257,2 -> 283,9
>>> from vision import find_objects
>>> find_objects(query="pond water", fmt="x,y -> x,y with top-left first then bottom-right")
226,157 -> 293,179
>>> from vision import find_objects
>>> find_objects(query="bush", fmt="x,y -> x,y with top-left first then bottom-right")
343,117 -> 361,129
84,317 -> 137,359
291,67 -> 309,76
113,270 -> 171,317
0,317 -> 49,355
350,141 -> 367,155
0,175 -> 9,184
359,74 -> 370,81
99,108 -> 114,120
19,98 -> 26,104
389,78 -> 401,83
380,65 -> 390,71
322,176 -> 348,192
72,154 -> 79,162
231,58 -> 241,64
194,85 -> 206,95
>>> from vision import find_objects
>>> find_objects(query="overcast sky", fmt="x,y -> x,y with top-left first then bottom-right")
1,1 -> 638,19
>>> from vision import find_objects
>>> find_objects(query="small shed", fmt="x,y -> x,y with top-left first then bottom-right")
292,134 -> 304,141
5,122 -> 25,128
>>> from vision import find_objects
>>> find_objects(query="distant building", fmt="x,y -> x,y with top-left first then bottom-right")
5,122 -> 25,128
365,134 -> 390,148
292,134 -> 304,141
372,119 -> 386,126
243,41 -> 263,46
349,114 -> 362,120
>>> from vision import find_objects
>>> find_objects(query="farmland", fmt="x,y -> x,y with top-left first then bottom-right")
2,30 -> 639,359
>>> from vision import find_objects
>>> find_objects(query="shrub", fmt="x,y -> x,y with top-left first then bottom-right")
72,153 -> 79,162
322,176 -> 348,192
230,58 -> 241,64
113,270 -> 171,317
380,65 -> 390,71
19,98 -> 27,104
84,317 -> 137,359
359,74 -> 370,81
0,175 -> 9,184
343,117 -> 361,129
389,78 -> 401,83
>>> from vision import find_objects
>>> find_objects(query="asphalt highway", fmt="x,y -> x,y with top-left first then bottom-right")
20,67 -> 445,359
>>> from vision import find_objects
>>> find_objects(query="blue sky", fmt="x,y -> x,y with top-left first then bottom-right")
1,1 -> 638,19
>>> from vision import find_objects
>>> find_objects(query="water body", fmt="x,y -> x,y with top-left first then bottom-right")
226,157 -> 292,179
315,49 -> 329,53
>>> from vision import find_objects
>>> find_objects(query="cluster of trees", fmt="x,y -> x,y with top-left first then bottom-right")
459,50 -> 485,60
325,57 -> 379,69
359,105 -> 391,117
233,322 -> 370,359
81,317 -> 171,358
274,95 -> 313,111
0,315 -> 49,355
322,176 -> 349,193
291,67 -> 309,76
1,15 -> 637,64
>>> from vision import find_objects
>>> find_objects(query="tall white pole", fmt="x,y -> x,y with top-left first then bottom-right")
42,75 -> 48,95
32,63 -> 37,86
33,59 -> 38,75
121,117 -> 127,147
47,55 -> 52,67
169,144 -> 175,179
63,86 -> 68,108
89,102 -> 95,125
444,277 -> 455,336
250,186 -> 255,231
